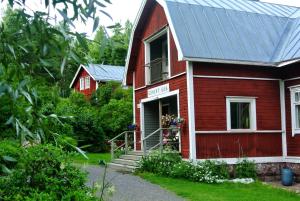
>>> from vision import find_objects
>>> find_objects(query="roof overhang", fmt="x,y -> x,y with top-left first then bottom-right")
69,64 -> 96,88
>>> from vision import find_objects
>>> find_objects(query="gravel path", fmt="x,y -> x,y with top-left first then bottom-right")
82,165 -> 184,201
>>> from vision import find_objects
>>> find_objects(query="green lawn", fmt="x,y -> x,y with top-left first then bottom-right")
139,173 -> 300,201
70,153 -> 111,165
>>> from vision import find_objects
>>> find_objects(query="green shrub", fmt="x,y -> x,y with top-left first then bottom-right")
99,99 -> 133,139
0,140 -> 21,174
235,159 -> 257,179
0,144 -> 97,201
139,152 -> 230,184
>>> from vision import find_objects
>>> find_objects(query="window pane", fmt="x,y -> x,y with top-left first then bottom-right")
85,77 -> 90,89
230,102 -> 250,129
296,105 -> 300,129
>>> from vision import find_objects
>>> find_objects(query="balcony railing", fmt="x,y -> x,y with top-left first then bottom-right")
145,58 -> 169,84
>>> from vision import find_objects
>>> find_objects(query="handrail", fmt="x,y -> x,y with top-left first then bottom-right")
142,128 -> 162,141
108,131 -> 134,143
142,127 -> 181,156
108,130 -> 134,160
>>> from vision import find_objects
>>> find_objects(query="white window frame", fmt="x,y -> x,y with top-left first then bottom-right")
144,27 -> 171,85
79,77 -> 84,90
85,76 -> 90,89
226,96 -> 257,132
290,87 -> 300,136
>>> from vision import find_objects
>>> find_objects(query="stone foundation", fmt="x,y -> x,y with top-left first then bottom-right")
228,163 -> 300,182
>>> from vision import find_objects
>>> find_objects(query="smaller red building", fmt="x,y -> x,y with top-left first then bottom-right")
70,64 -> 125,97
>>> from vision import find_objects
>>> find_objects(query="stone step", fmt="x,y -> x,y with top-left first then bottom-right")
108,162 -> 136,173
128,151 -> 144,156
113,158 -> 139,167
119,154 -> 142,161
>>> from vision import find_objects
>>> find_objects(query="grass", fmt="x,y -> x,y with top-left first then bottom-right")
70,153 -> 111,165
139,173 -> 300,201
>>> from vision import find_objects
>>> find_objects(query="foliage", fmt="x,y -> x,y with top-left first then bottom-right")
235,159 -> 257,179
0,144 -> 98,201
140,173 -> 300,201
88,21 -> 133,66
0,0 -> 110,143
138,151 -> 230,184
55,92 -> 106,152
0,140 -> 21,174
99,99 -> 133,139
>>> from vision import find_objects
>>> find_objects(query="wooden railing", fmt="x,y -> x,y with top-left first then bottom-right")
141,127 -> 181,156
145,58 -> 169,84
108,131 -> 134,160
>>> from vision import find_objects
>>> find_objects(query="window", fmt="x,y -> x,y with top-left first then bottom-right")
80,77 -> 84,90
290,87 -> 300,136
145,27 -> 170,85
85,76 -> 90,89
226,97 -> 257,131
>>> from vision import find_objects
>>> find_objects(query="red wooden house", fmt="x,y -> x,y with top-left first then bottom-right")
124,0 -> 300,167
70,64 -> 124,97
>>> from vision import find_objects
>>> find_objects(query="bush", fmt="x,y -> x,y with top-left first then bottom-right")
0,144 -> 97,201
139,152 -> 230,184
55,97 -> 106,152
0,140 -> 22,174
99,99 -> 133,139
235,159 -> 257,179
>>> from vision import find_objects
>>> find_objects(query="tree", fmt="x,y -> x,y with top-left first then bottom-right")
0,0 -> 110,144
88,20 -> 133,66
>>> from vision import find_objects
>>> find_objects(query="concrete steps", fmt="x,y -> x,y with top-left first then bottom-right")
108,151 -> 143,172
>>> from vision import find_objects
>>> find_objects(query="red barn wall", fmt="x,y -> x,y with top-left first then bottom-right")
73,68 -> 97,97
193,63 -> 282,159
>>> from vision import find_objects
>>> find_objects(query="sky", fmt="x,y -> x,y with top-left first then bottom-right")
1,0 -> 300,38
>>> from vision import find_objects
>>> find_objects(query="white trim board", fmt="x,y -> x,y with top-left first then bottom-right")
194,75 -> 280,81
186,61 -> 196,161
134,72 -> 186,92
196,157 -> 283,165
141,90 -> 179,103
280,80 -> 287,157
195,130 -> 282,134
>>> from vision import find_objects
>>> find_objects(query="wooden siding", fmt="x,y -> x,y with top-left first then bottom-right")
128,2 -> 185,87
134,75 -> 189,158
193,62 -> 280,78
73,68 -> 97,97
193,63 -> 283,159
285,78 -> 300,157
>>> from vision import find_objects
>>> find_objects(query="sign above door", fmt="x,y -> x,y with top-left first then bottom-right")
147,83 -> 170,98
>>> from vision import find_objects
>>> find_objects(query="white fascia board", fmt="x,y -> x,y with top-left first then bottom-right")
69,64 -> 96,88
123,0 -> 147,86
157,0 -> 184,61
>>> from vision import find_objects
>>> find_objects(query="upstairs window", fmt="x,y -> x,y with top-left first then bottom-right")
85,76 -> 90,89
80,77 -> 84,90
226,97 -> 257,131
145,27 -> 170,85
290,87 -> 300,136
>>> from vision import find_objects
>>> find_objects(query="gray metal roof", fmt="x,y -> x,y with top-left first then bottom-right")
163,0 -> 300,64
86,64 -> 125,82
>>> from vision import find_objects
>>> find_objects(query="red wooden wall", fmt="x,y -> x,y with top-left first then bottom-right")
128,2 -> 185,88
129,2 -> 189,158
73,68 -> 97,97
193,63 -> 282,159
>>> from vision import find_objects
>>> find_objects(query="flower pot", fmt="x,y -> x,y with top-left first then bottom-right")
281,168 -> 294,186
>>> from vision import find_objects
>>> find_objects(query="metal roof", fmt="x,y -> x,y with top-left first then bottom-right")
85,64 -> 125,82
70,64 -> 124,88
163,0 -> 300,64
